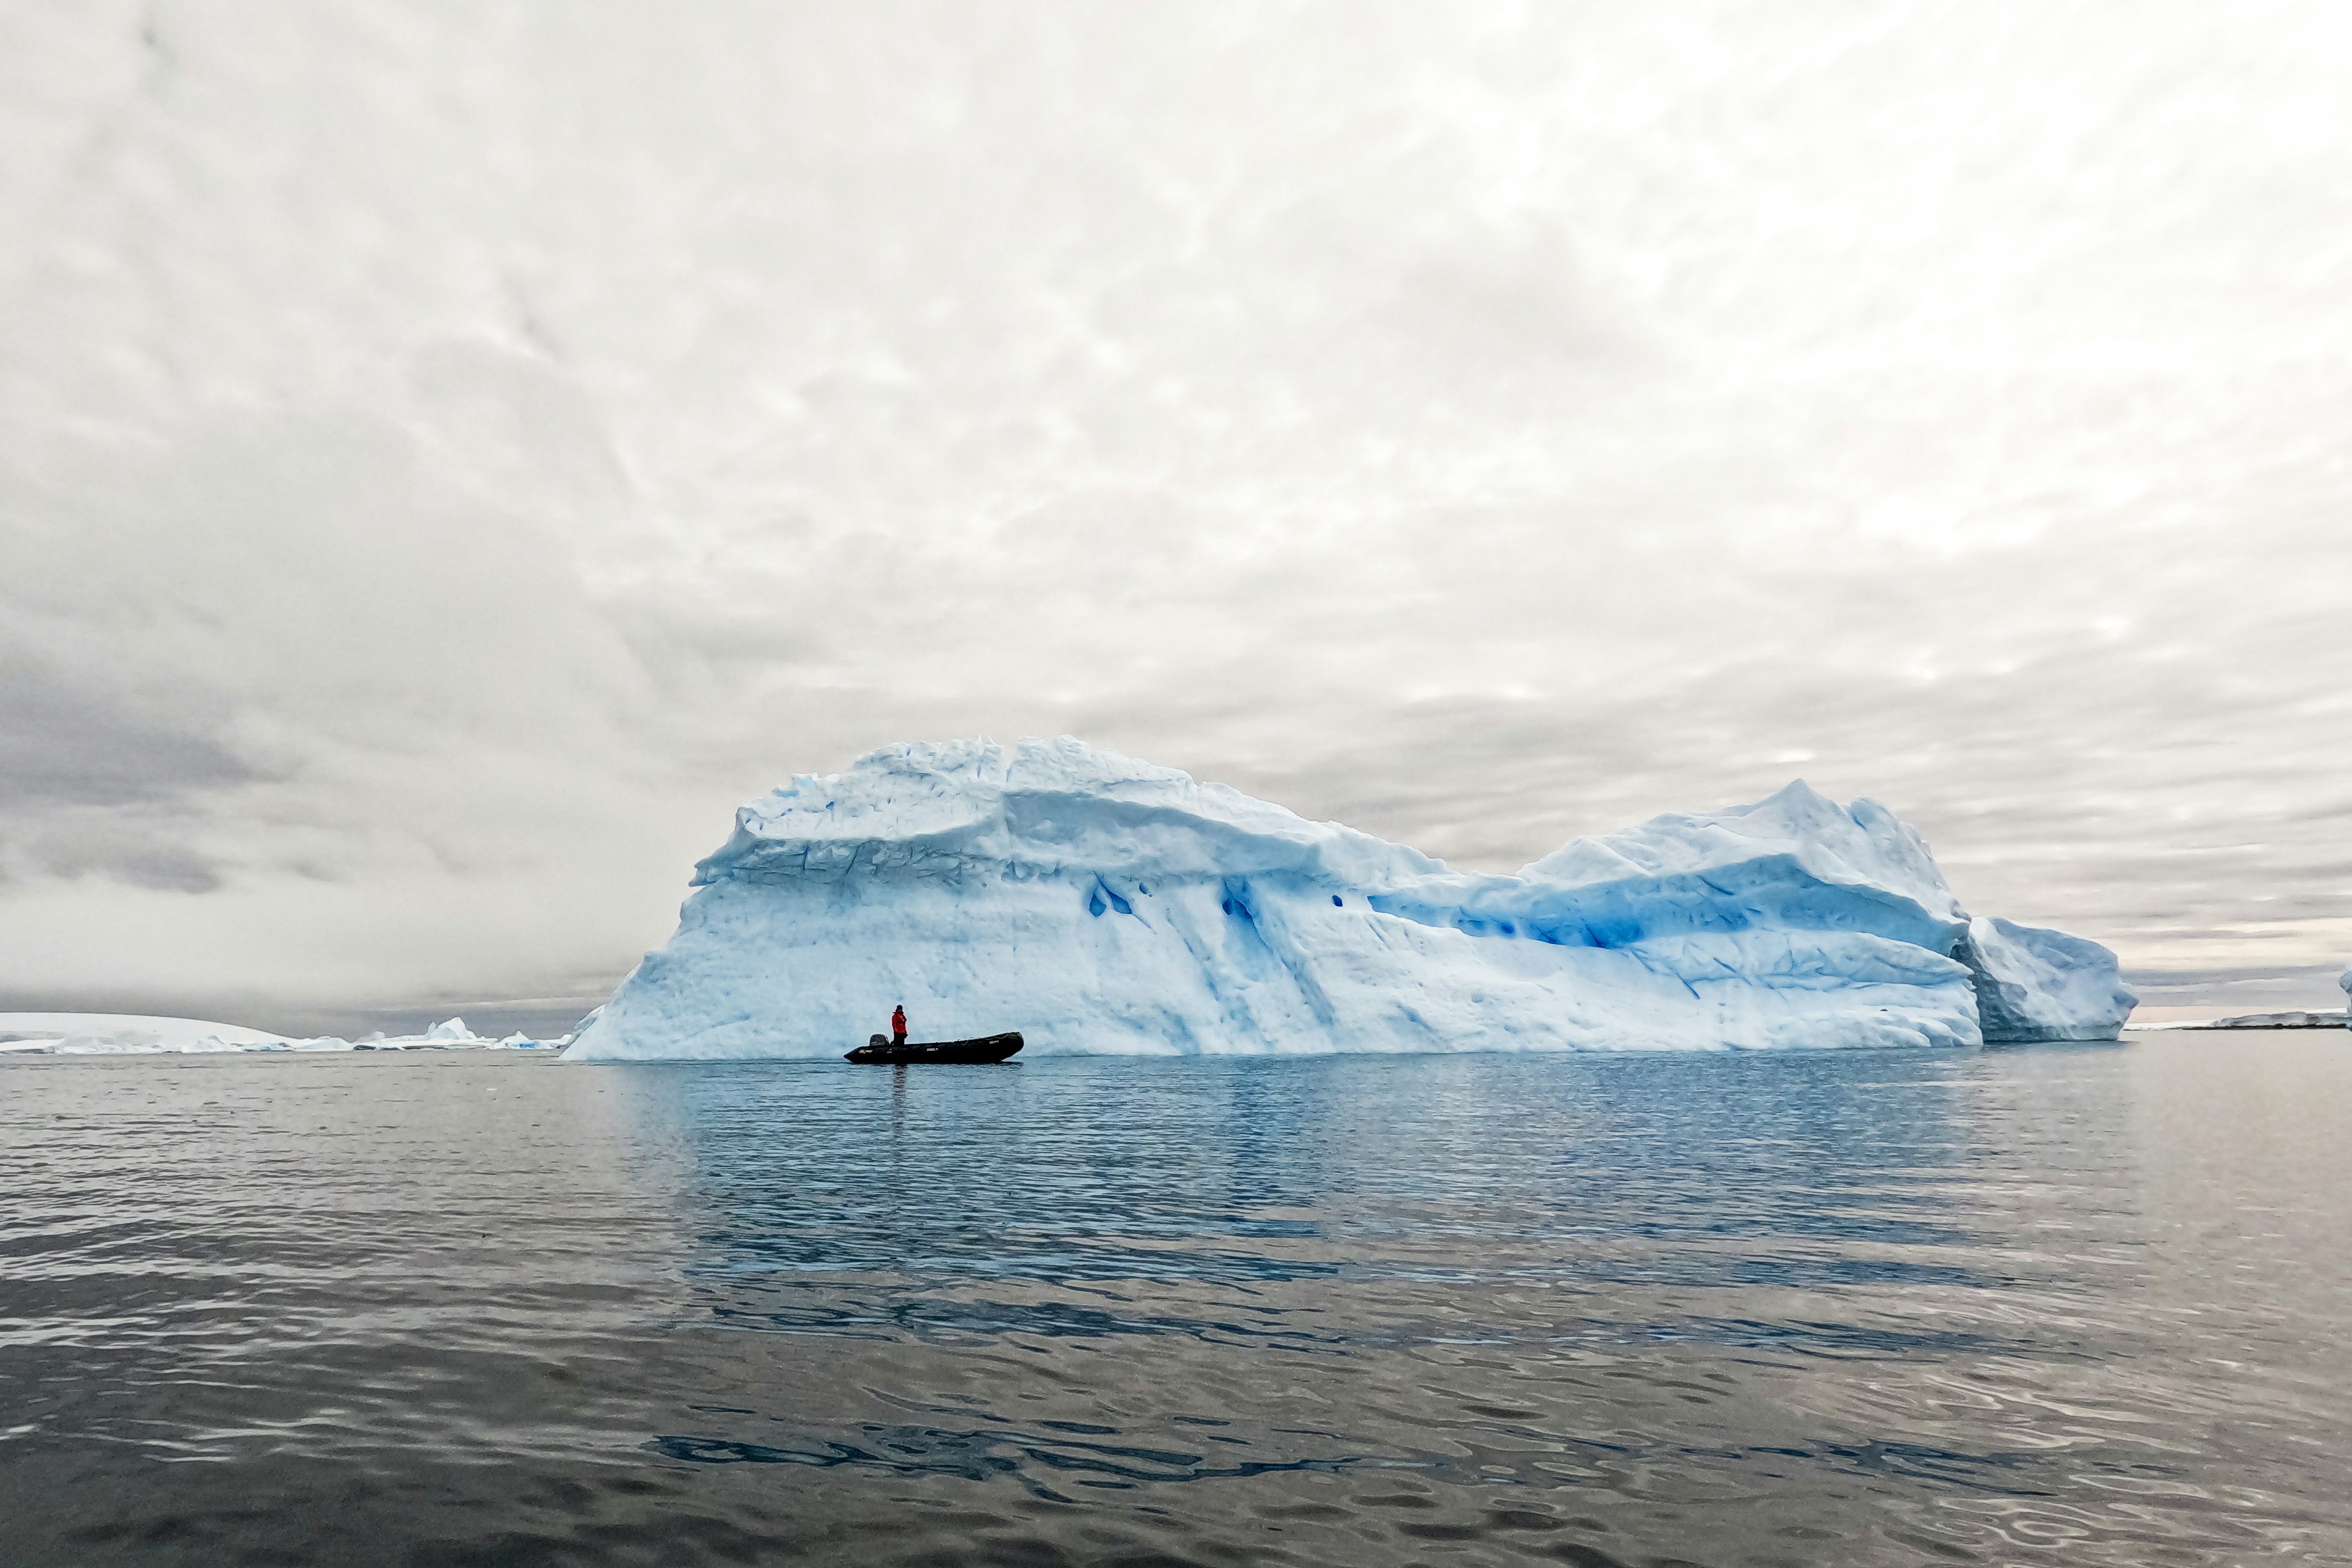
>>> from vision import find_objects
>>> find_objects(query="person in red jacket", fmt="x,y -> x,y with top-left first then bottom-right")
890,1004 -> 907,1046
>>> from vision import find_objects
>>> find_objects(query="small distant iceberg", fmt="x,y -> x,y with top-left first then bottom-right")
0,1012 -> 562,1056
567,737 -> 2136,1061
348,1017 -> 554,1052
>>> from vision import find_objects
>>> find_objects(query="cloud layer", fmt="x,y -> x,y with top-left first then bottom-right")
3,1 -> 2347,1027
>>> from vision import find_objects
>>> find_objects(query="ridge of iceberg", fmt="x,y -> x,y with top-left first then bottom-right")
566,737 -> 2135,1061
692,736 -> 1443,892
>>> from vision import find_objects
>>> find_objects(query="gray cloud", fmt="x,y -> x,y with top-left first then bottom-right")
0,657 -> 253,811
1,1 -> 2346,1023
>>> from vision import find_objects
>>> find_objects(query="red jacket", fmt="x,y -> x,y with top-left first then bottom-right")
891,1008 -> 907,1033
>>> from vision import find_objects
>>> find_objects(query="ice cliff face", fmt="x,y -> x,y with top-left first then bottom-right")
1958,919 -> 2143,1044
566,737 -> 2135,1060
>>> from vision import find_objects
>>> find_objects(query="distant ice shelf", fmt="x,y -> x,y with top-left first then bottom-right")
0,1013 -> 560,1056
566,737 -> 2138,1061
2127,1010 -> 2350,1031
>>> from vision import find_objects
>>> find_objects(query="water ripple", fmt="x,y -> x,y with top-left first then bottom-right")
2,1038 -> 2348,1566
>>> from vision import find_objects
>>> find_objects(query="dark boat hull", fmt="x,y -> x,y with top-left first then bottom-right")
845,1031 -> 1023,1065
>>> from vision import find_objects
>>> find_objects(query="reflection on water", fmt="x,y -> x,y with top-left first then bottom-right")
2,1035 -> 2348,1566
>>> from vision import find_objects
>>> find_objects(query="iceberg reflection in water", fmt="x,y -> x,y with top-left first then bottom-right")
2,1037 -> 2348,1566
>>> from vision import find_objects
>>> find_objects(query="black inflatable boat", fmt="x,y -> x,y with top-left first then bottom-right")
845,1031 -> 1023,1065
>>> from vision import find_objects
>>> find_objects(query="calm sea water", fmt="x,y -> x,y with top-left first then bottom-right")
2,1032 -> 2348,1567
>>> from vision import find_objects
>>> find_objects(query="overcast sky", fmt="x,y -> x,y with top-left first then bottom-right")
2,1 -> 2346,1031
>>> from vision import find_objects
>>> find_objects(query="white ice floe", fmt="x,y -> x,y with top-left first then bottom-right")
0,1012 -> 560,1056
567,737 -> 2136,1061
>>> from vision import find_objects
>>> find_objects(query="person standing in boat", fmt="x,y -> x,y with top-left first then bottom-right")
890,1004 -> 908,1046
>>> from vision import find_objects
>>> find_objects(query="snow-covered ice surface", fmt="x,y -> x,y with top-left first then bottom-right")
0,1013 -> 559,1056
568,737 -> 2136,1061
0,1013 -> 299,1055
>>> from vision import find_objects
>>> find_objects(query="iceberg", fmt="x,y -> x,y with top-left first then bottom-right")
565,737 -> 2135,1061
1957,918 -> 2142,1042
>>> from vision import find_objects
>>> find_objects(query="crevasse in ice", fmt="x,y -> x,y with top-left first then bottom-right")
565,737 -> 2135,1060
